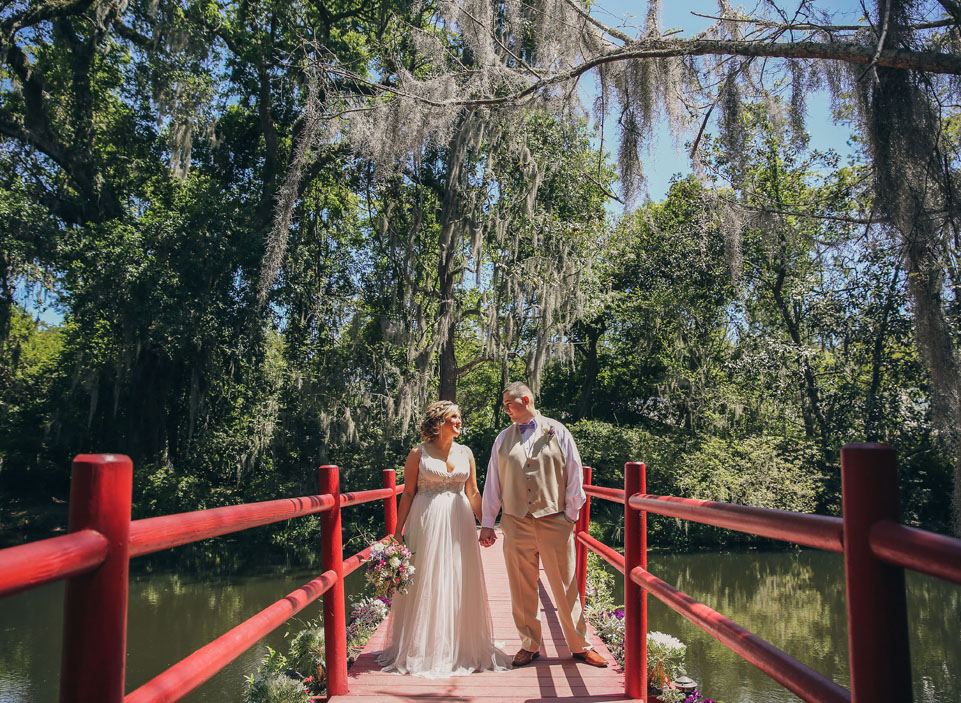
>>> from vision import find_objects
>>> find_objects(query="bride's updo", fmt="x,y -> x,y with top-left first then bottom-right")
420,400 -> 459,442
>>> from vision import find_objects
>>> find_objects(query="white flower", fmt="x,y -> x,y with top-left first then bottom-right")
389,557 -> 401,568
407,566 -> 415,574
370,542 -> 385,553
648,631 -> 686,654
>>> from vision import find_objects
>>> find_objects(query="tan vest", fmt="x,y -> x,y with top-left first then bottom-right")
498,416 -> 568,519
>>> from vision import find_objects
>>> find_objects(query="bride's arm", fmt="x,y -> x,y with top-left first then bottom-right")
393,448 -> 421,541
465,448 -> 483,524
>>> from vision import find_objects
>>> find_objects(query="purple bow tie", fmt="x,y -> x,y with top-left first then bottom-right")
518,419 -> 537,431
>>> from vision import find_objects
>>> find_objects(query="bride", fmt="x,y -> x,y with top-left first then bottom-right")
377,400 -> 510,677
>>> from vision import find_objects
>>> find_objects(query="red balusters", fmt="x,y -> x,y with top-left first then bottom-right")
624,461 -> 647,699
841,443 -> 912,703
575,465 -> 593,608
319,465 -> 348,697
383,468 -> 398,537
60,454 -> 133,703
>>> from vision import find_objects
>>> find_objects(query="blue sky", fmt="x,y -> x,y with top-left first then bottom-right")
585,1 -> 867,204
16,1 -> 874,323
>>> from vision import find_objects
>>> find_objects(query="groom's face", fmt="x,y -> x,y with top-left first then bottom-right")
502,393 -> 533,424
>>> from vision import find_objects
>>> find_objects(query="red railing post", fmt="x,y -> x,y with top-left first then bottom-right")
841,443 -> 912,703
575,465 -> 593,608
59,454 -> 133,703
383,468 -> 397,537
319,465 -> 348,697
624,461 -> 647,699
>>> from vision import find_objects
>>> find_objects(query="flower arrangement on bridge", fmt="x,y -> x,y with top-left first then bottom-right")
647,631 -> 688,697
346,596 -> 390,657
365,537 -> 414,599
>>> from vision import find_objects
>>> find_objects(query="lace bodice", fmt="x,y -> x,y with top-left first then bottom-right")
417,443 -> 470,493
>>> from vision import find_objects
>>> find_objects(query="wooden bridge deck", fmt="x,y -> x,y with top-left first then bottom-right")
334,529 -> 631,703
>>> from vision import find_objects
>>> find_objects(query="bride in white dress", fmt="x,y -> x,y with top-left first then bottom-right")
377,401 -> 510,678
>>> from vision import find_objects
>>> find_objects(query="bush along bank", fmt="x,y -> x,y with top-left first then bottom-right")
582,553 -> 721,703
243,596 -> 390,703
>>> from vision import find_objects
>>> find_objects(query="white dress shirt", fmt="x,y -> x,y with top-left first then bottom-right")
481,414 -> 586,528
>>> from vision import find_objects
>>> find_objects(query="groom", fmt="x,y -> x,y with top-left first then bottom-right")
479,382 -> 608,668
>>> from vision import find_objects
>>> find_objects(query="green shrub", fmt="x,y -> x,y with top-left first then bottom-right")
243,670 -> 310,703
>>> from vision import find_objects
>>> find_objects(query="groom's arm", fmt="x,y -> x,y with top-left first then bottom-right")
479,433 -> 504,546
559,425 -> 586,523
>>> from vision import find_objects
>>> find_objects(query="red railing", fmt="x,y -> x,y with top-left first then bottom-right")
573,442 -> 961,703
0,454 -> 403,703
5,443 -> 959,703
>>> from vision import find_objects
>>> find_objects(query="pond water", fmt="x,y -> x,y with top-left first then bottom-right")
607,549 -> 961,703
0,565 -> 367,703
1,550 -> 958,702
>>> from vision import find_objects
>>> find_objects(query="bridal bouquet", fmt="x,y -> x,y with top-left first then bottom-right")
365,537 -> 415,599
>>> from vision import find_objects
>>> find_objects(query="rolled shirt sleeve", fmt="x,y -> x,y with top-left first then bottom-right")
481,430 -> 506,529
557,423 -> 586,523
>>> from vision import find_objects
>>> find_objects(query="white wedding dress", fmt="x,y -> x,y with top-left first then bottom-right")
377,443 -> 510,678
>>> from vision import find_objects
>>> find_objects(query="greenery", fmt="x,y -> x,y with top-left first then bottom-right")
582,553 -> 717,703
244,595 -> 389,703
1,0 -> 958,561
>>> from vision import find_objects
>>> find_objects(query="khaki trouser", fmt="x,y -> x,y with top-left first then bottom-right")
500,512 -> 591,654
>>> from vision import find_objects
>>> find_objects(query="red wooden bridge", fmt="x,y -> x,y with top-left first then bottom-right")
340,529 -> 626,703
2,444 -> 961,703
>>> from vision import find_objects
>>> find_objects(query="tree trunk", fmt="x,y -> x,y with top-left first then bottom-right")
576,319 -> 605,419
866,4 -> 961,532
435,111 -> 487,403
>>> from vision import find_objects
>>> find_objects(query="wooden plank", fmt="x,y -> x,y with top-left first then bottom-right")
334,528 -> 625,702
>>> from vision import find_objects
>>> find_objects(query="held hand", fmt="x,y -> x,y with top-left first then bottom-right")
478,526 -> 496,547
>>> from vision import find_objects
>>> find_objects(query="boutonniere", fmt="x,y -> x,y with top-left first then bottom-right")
542,426 -> 556,442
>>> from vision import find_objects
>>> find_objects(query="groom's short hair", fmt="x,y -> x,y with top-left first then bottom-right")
503,381 -> 534,401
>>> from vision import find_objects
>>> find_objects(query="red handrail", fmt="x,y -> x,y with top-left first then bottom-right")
584,484 -> 626,504
630,565 -> 850,703
7,442 -> 960,703
627,494 -> 845,552
574,466 -> 593,608
0,529 -> 108,598
870,520 -> 961,585
0,457 -> 404,703
576,444 -> 961,702
129,494 -> 338,557
123,536 -> 391,703
61,454 -> 134,703
577,531 -> 624,572
623,462 -> 646,698
125,569 -> 340,703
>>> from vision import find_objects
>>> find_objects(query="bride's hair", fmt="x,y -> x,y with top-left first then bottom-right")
420,400 -> 459,442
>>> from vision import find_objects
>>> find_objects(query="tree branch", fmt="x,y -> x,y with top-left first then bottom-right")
455,355 -> 494,376
377,36 -> 961,111
1,0 -> 94,35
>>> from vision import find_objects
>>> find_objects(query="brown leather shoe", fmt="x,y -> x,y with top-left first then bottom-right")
512,648 -> 540,666
572,649 -> 609,667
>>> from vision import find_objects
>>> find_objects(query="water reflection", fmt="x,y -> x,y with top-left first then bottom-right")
605,550 -> 960,703
2,551 -> 957,703
0,567 -> 366,703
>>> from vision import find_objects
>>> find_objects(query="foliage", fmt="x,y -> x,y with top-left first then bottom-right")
647,631 -> 687,691
287,620 -> 325,683
345,597 -> 390,657
244,596 -> 389,702
0,0 -> 957,557
582,553 -> 690,692
243,646 -> 312,703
